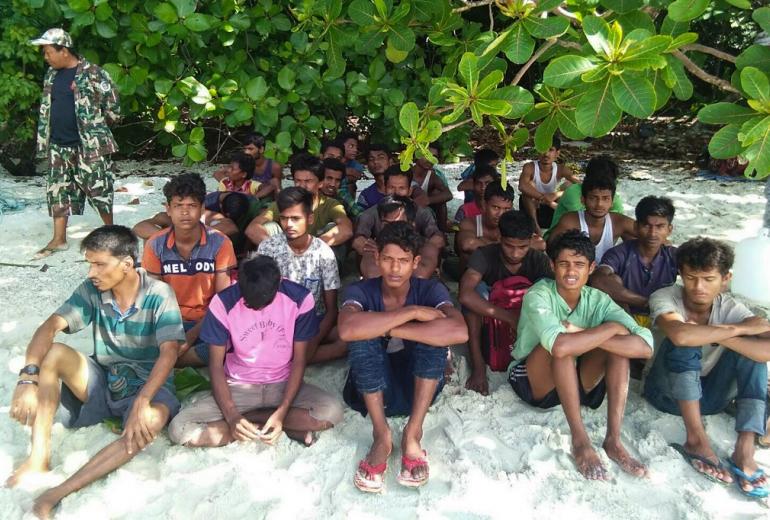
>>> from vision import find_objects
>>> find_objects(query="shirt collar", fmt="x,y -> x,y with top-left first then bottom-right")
165,223 -> 207,249
100,268 -> 147,321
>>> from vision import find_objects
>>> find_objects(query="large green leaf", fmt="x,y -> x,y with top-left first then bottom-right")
744,124 -> 770,179
184,13 -> 214,32
153,2 -> 178,24
660,15 -> 689,37
739,116 -> 770,146
740,67 -> 770,103
583,16 -> 613,57
488,86 -> 534,118
458,52 -> 479,89
600,0 -> 644,14
349,0 -> 377,25
170,0 -> 196,17
543,55 -> 597,88
534,114 -> 559,152
698,103 -> 758,125
615,11 -> 656,34
474,98 -> 512,116
611,73 -> 655,118
623,36 -> 672,62
522,16 -> 569,39
502,24 -> 534,65
277,66 -> 296,90
476,70 -> 504,97
736,45 -> 770,75
399,102 -> 419,136
478,28 -> 513,72
663,55 -> 693,100
723,0 -> 751,8
707,124 -> 743,159
576,77 -> 622,137
245,77 -> 268,101
388,24 -> 416,52
753,7 -> 770,35
667,0 -> 709,22
531,0 -> 563,14
555,107 -> 586,140
648,70 -> 672,110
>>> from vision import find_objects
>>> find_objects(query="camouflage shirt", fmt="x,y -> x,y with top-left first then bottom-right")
37,59 -> 120,160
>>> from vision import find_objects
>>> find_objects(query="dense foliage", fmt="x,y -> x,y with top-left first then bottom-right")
0,0 -> 767,179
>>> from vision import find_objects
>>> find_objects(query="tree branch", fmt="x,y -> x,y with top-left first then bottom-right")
454,1 -> 495,14
671,50 -> 741,95
442,117 -> 474,133
556,39 -> 583,51
680,44 -> 737,64
512,38 -> 557,86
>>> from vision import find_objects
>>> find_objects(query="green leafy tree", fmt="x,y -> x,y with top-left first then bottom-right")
0,0 -> 767,183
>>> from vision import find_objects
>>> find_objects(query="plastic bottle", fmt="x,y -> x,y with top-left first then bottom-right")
731,228 -> 770,305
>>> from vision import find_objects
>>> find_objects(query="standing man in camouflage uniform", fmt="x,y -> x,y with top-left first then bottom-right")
30,28 -> 120,259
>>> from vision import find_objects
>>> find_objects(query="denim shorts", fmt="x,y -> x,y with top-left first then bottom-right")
184,320 -> 210,364
58,356 -> 180,428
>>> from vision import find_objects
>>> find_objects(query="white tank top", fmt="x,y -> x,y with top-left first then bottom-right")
578,210 -> 614,262
533,161 -> 558,194
475,214 -> 483,238
420,170 -> 432,193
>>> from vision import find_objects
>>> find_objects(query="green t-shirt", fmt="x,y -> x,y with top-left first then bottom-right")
546,183 -> 624,236
263,194 -> 347,236
511,278 -> 653,366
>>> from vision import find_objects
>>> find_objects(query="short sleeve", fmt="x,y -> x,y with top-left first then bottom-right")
54,281 -> 96,334
599,243 -> 627,274
423,280 -> 453,309
248,180 -> 261,195
342,281 -> 369,311
467,247 -> 490,277
720,296 -> 755,324
262,203 -> 277,222
649,286 -> 682,325
520,288 -> 567,353
214,235 -> 237,272
354,209 -> 376,238
321,245 -> 341,290
217,180 -> 228,192
327,199 -> 347,222
141,238 -> 162,276
152,285 -> 186,345
294,293 -> 320,341
601,296 -> 654,350
199,295 -> 231,346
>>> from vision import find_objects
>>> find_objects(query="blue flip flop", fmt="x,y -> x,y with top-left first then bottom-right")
669,443 -> 729,486
725,458 -> 770,499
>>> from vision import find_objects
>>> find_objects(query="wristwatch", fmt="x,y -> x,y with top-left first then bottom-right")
18,364 -> 40,377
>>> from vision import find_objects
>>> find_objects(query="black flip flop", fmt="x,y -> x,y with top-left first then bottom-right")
669,442 -> 730,486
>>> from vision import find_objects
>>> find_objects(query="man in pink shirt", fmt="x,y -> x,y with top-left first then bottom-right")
168,255 -> 344,447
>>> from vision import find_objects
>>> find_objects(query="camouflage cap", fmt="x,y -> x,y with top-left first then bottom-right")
29,28 -> 74,48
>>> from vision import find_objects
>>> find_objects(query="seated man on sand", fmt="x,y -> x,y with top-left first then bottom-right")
245,153 -> 353,253
591,196 -> 678,325
142,173 -> 236,368
457,148 -> 499,203
320,157 -> 362,220
643,237 -> 770,497
459,211 -> 553,395
547,165 -> 636,263
339,222 -> 468,492
518,136 -> 579,236
453,164 -> 498,223
357,143 -> 392,210
168,255 -> 344,448
353,194 -> 444,279
213,133 -> 283,200
7,225 -> 185,518
411,142 -> 452,231
510,229 -> 653,480
546,155 -> 624,237
455,182 -> 515,264
257,187 -> 346,363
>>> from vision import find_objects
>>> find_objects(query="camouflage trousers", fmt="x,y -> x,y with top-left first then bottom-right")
46,143 -> 114,218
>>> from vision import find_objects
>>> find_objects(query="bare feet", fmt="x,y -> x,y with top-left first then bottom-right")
683,441 -> 733,484
573,443 -> 608,480
32,488 -> 61,519
603,439 -> 648,478
5,459 -> 49,488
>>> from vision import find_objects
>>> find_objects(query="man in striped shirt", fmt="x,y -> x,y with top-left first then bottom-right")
7,226 -> 185,518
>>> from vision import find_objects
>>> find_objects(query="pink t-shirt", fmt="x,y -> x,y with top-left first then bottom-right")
200,279 -> 318,384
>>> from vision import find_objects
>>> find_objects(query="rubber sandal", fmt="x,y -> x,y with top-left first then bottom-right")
669,443 -> 730,486
725,458 -> 770,499
354,459 -> 387,493
31,244 -> 69,260
396,450 -> 429,488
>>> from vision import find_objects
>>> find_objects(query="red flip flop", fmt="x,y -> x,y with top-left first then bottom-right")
354,459 -> 388,493
396,450 -> 429,488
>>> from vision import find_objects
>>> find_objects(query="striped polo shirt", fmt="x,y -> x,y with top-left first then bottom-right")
55,268 -> 186,390
142,224 -> 236,322
200,279 -> 319,384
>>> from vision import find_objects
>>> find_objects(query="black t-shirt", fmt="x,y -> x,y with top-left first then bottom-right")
50,67 -> 80,146
467,244 -> 553,286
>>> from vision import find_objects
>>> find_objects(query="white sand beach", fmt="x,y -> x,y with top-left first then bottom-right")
0,158 -> 768,519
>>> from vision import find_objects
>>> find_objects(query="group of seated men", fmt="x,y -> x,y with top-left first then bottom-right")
7,135 -> 770,518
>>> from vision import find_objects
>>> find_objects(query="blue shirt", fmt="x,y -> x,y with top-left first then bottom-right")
342,277 -> 454,346
357,183 -> 387,211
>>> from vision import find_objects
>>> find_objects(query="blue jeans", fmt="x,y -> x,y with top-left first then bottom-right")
643,338 -> 768,435
344,338 -> 446,417
184,320 -> 210,364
